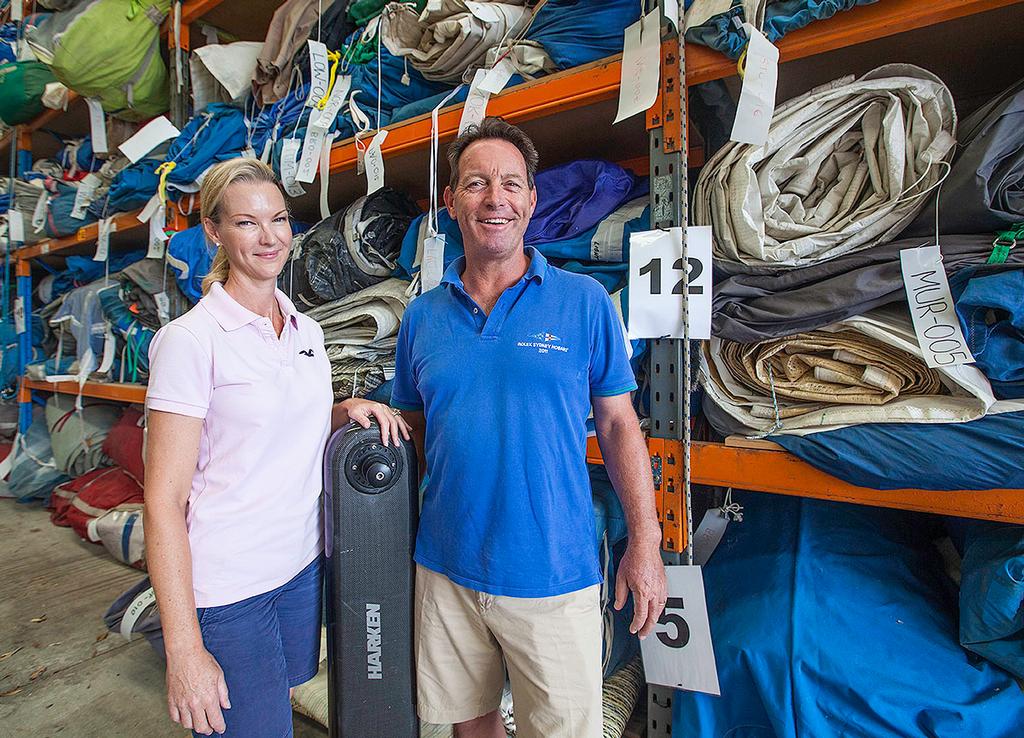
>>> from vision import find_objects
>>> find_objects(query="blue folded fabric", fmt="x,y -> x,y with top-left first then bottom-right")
166,225 -> 213,305
772,410 -> 1024,491
50,251 -> 147,300
528,0 -> 641,70
952,265 -> 1024,399
529,160 -> 648,243
165,104 -> 248,195
95,158 -> 162,216
956,520 -> 1024,681
686,0 -> 879,59
98,284 -> 153,380
672,492 -> 1024,738
57,137 -> 102,174
43,181 -> 97,238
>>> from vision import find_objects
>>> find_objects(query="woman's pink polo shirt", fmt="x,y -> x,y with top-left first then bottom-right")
146,282 -> 333,608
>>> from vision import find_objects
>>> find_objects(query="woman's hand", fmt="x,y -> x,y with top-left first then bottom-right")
335,399 -> 412,447
165,648 -> 230,735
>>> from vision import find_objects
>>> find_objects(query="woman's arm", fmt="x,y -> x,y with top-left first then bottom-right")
144,409 -> 230,736
331,398 -> 411,446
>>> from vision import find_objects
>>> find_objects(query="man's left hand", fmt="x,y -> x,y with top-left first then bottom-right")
614,537 -> 667,638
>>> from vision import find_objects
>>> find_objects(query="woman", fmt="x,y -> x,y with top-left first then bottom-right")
144,158 -> 409,737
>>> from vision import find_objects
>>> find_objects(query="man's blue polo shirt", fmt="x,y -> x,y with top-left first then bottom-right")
391,247 -> 637,597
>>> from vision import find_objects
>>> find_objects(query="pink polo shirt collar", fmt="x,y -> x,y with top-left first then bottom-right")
202,281 -> 300,332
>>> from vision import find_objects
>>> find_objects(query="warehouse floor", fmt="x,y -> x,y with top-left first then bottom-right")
0,500 -> 328,738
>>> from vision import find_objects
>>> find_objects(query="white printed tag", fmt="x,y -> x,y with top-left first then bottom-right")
280,138 -> 306,197
640,565 -> 721,695
98,324 -> 116,374
421,234 -> 446,293
7,210 -> 24,243
628,226 -> 712,340
71,173 -> 101,220
137,193 -> 162,224
11,0 -> 22,21
364,129 -> 388,195
319,133 -> 335,219
730,24 -> 779,146
305,40 -> 331,108
147,204 -> 167,259
662,0 -> 679,29
478,58 -> 515,95
459,69 -> 491,135
241,147 -> 257,159
614,9 -> 661,124
154,292 -> 171,325
86,98 -> 108,155
13,296 -> 26,335
900,244 -> 975,368
32,191 -> 49,233
692,508 -> 730,567
118,116 -> 181,163
93,217 -> 115,261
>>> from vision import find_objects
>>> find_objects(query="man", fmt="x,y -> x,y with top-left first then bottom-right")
391,117 -> 666,738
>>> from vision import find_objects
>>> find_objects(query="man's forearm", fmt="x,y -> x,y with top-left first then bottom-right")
596,417 -> 662,545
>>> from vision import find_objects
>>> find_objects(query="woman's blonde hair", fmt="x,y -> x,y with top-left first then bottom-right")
200,158 -> 286,296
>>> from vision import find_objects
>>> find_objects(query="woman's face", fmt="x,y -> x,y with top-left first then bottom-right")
204,181 -> 292,286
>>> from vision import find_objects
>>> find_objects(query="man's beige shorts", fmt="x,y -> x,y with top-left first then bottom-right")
415,565 -> 603,737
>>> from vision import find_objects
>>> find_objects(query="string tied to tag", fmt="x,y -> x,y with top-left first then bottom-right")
155,161 -> 177,204
721,488 -> 744,522
316,50 -> 343,110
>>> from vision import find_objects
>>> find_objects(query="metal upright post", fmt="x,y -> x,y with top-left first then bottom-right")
646,1 -> 690,734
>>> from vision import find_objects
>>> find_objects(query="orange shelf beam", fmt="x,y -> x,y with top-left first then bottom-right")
329,56 -> 623,174
13,209 -> 145,261
179,0 -> 227,25
22,378 -> 147,404
587,438 -> 1024,524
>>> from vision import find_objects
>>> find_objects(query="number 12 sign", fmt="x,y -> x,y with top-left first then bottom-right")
628,226 -> 712,340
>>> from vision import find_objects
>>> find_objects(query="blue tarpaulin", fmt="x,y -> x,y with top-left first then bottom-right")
672,492 -> 1024,738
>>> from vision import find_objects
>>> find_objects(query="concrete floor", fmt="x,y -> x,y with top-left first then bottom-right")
0,499 -> 327,738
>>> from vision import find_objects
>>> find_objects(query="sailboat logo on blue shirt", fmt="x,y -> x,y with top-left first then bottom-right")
528,332 -> 561,343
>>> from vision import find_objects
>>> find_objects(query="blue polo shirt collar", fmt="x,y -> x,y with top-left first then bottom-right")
440,246 -> 548,290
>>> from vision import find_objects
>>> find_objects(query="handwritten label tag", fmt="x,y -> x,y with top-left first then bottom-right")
93,217 -> 115,261
730,24 -> 779,146
640,565 -> 721,695
280,138 -> 306,197
296,125 -> 327,184
7,211 -> 24,243
459,69 -> 490,135
305,40 -> 331,108
900,244 -> 975,368
478,58 -> 515,95
628,226 -> 712,340
71,173 -> 101,220
614,9 -> 661,124
118,116 -> 181,163
310,76 -> 351,131
86,98 -> 108,155
364,129 -> 388,195
421,234 -> 446,293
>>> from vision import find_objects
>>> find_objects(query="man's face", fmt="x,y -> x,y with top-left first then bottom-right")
444,139 -> 537,261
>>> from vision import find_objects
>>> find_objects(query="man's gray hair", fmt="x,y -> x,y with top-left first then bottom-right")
447,117 -> 539,190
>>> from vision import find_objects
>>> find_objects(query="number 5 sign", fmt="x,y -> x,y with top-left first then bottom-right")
627,226 -> 712,340
640,565 -> 721,695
